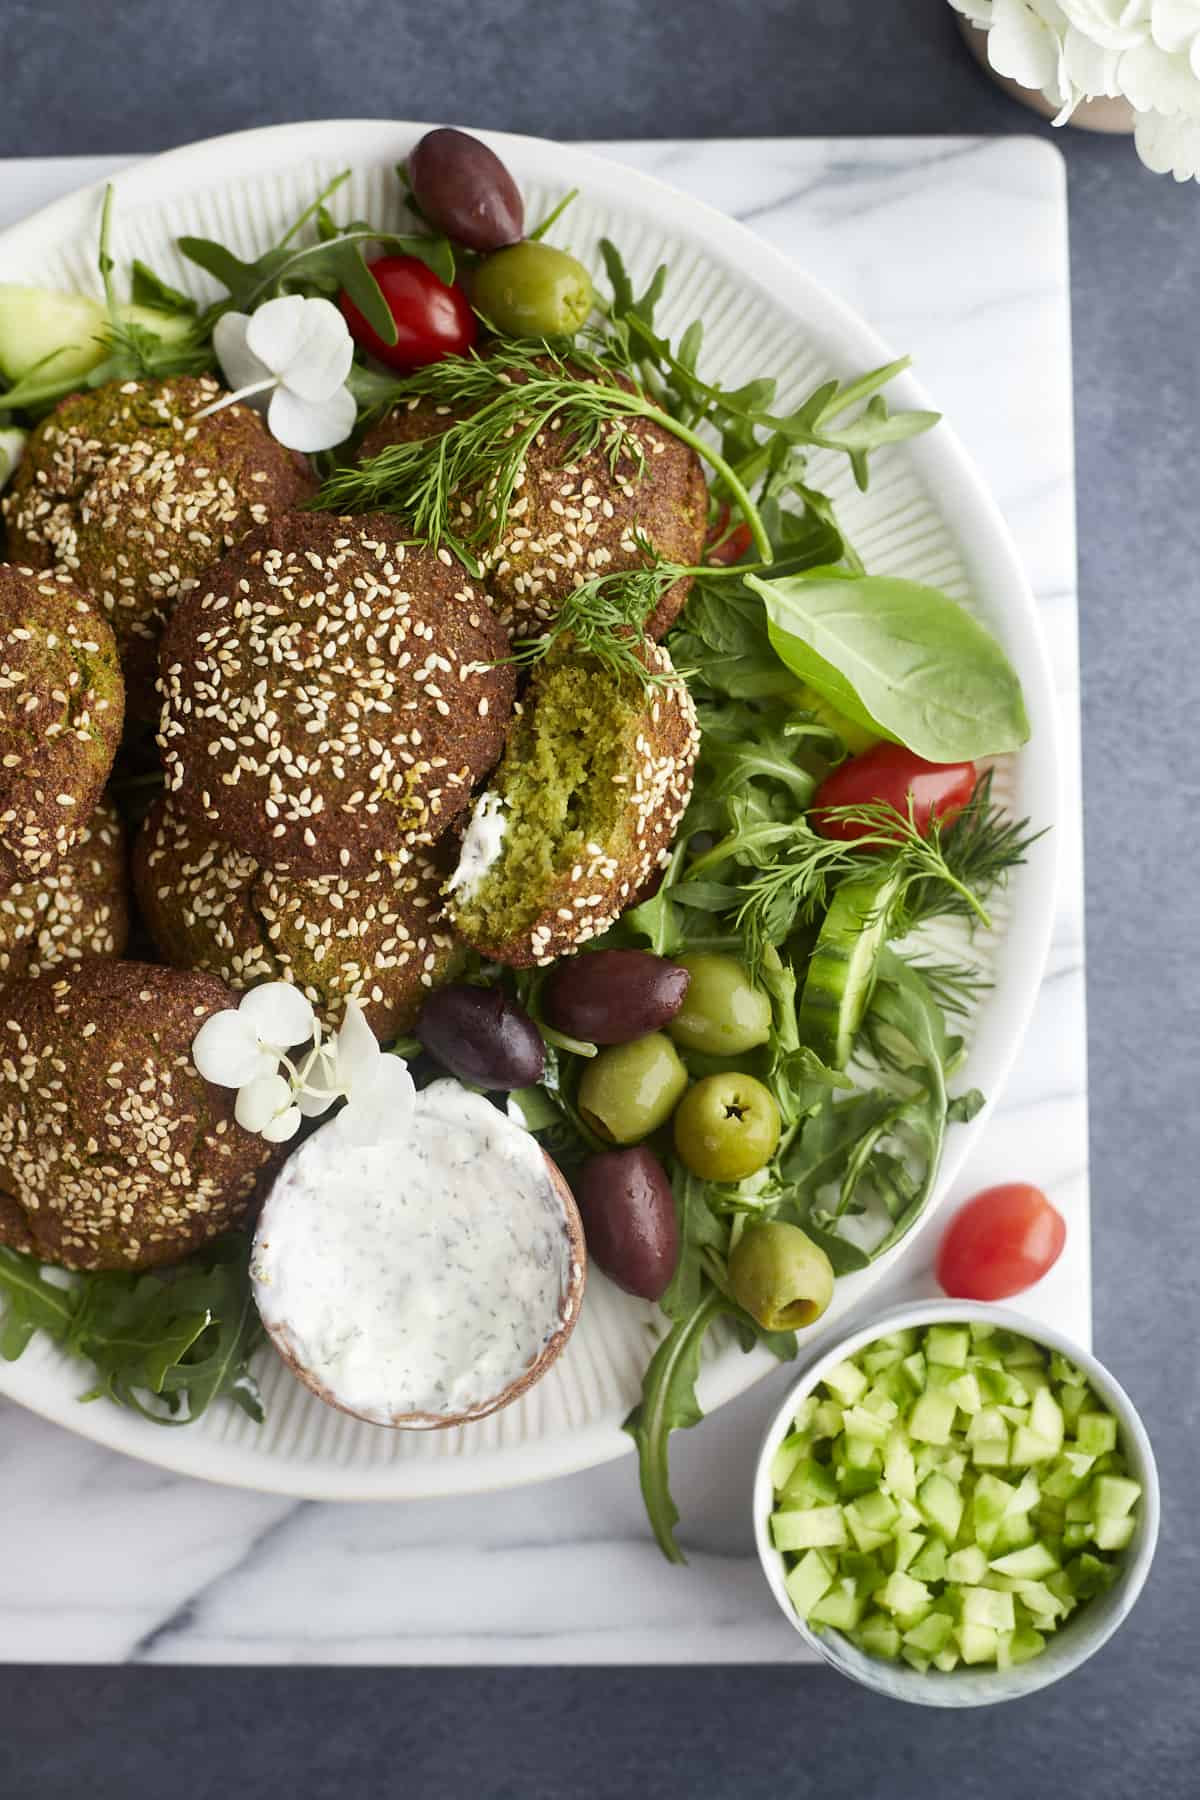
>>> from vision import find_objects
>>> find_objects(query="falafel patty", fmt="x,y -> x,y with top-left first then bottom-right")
0,563 -> 124,883
0,959 -> 275,1271
158,513 -> 514,878
357,367 -> 708,642
446,641 -> 699,966
0,794 -> 129,982
2,376 -> 316,710
133,795 -> 459,1039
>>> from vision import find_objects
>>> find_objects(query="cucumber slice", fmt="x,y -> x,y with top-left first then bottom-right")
771,1505 -> 847,1552
784,1549 -> 835,1619
797,868 -> 901,1068
0,284 -> 107,384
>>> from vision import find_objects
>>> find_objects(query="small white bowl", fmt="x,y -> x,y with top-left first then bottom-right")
753,1300 -> 1159,1707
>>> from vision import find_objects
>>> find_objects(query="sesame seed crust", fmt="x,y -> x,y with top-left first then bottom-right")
0,959 -> 275,1271
133,795 -> 461,1039
157,512 -> 515,878
358,363 -> 709,642
0,794 -> 129,982
2,377 -> 317,714
0,563 -> 125,884
451,640 -> 700,968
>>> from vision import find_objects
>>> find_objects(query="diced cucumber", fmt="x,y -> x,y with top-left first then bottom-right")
904,1611 -> 955,1655
1030,1387 -> 1065,1451
1093,1475 -> 1141,1519
797,868 -> 902,1068
946,1545 -> 988,1585
909,1389 -> 958,1446
961,1586 -> 1015,1633
766,1323 -> 1140,1679
918,1472 -> 964,1543
989,1541 -> 1060,1581
926,1325 -> 970,1369
878,1571 -> 932,1621
809,1581 -> 865,1631
824,1361 -> 869,1405
784,1549 -> 836,1619
855,1615 -> 901,1660
956,1622 -> 999,1664
1075,1412 -> 1118,1457
771,1505 -> 847,1552
1093,1515 -> 1136,1552
771,1432 -> 810,1492
908,1540 -> 948,1584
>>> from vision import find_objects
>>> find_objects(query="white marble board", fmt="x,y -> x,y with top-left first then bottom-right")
0,137 -> 1085,1665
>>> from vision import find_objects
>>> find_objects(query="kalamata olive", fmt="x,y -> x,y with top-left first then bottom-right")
575,1146 -> 679,1301
416,983 -> 544,1089
408,128 -> 524,253
542,949 -> 690,1046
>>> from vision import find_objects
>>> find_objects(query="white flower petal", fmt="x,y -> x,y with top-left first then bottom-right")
1064,23 -> 1125,87
989,0 -> 1071,96
1150,0 -> 1200,54
266,382 -> 357,453
238,981 -> 316,1050
276,298 -> 355,402
244,295 -> 314,376
235,1072 -> 295,1132
950,0 -> 997,22
335,1055 -> 417,1146
192,1010 -> 275,1087
262,1106 -> 302,1144
212,311 -> 272,396
295,1043 -> 340,1114
0,427 -> 28,492
1135,104 -> 1200,169
331,997 -> 381,1091
1119,38 -> 1200,108
1058,0 -> 1152,49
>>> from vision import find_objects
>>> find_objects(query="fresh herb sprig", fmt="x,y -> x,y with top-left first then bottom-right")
0,1234 -> 263,1424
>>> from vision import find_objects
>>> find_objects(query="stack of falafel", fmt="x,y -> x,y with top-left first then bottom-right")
0,364 -> 706,1272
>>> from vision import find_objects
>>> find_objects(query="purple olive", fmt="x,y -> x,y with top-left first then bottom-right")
574,1146 -> 679,1301
408,128 -> 524,253
541,950 -> 690,1046
416,984 -> 544,1089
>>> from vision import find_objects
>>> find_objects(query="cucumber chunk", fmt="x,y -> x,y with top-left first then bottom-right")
797,869 -> 901,1068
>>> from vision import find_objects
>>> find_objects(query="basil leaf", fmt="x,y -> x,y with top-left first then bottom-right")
748,568 -> 1031,762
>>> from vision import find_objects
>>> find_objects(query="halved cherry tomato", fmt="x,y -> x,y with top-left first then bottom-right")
936,1183 -> 1066,1301
704,502 -> 753,567
812,742 -> 976,841
339,255 -> 477,370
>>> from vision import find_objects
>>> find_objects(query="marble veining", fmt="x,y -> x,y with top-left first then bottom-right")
0,136 -> 1084,1665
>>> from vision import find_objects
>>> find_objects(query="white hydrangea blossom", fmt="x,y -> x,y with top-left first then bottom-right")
950,0 -> 1200,177
192,982 -> 415,1146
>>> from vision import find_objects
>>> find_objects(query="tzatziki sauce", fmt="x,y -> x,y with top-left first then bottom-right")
251,1079 -> 575,1424
445,790 -> 507,898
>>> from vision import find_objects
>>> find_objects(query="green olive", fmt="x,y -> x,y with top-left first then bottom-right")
578,1032 -> 689,1145
728,1221 -> 834,1331
667,954 -> 772,1056
471,241 -> 594,339
672,1072 -> 781,1181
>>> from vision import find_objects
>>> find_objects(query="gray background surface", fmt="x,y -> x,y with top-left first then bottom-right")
0,1 -> 1196,1796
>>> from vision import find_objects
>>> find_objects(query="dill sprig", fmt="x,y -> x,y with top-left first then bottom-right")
685,778 -> 1036,972
507,558 -> 685,689
313,340 -> 772,573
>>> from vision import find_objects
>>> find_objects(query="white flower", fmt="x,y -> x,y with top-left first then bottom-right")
193,981 -> 317,1087
0,427 -> 27,492
296,999 -> 416,1146
1135,103 -> 1200,165
984,0 -> 1073,109
202,294 -> 356,452
235,1073 -> 302,1144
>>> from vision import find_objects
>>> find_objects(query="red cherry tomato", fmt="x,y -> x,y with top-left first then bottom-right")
339,255 -> 477,370
812,743 -> 976,841
936,1183 -> 1066,1301
704,502 -> 753,566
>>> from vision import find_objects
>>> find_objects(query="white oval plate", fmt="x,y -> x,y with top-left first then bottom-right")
0,121 -> 1058,1499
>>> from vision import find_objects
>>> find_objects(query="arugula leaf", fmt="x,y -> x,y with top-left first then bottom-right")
624,1283 -> 731,1563
749,567 -> 1031,762
0,1233 -> 264,1424
129,259 -> 198,317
